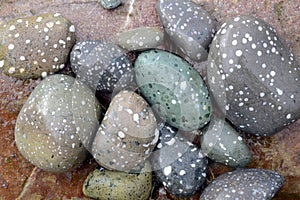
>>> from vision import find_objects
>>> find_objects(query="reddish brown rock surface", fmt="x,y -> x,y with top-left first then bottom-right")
0,0 -> 299,199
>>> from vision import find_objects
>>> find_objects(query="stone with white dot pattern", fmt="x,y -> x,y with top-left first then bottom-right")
200,168 -> 284,200
151,123 -> 208,197
92,90 -> 158,172
0,13 -> 75,79
207,15 -> 300,136
14,74 -> 101,173
201,118 -> 251,167
157,0 -> 216,61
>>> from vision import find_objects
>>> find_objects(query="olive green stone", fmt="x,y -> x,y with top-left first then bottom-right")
83,162 -> 152,200
134,49 -> 212,131
116,27 -> 164,51
201,118 -> 251,168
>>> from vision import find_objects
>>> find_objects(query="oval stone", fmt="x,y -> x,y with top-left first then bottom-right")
83,162 -> 152,200
15,74 -> 101,172
134,49 -> 212,131
200,168 -> 284,200
157,0 -> 216,61
100,0 -> 122,10
92,90 -> 159,172
207,15 -> 300,136
151,123 -> 208,197
201,118 -> 251,167
0,13 -> 75,79
116,27 -> 164,51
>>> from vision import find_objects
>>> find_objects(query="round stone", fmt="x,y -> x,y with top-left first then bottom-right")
83,162 -> 152,200
134,49 -> 212,131
207,15 -> 300,136
0,13 -> 75,79
100,0 -> 122,10
15,74 -> 101,172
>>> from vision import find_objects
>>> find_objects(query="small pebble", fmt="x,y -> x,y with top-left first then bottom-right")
200,168 -> 284,200
100,0 -> 122,10
134,49 -> 211,131
117,26 -> 164,51
201,118 -> 251,167
0,13 -> 75,79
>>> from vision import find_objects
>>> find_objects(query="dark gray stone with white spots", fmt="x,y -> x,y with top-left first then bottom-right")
0,13 -> 75,79
117,27 -> 164,51
134,49 -> 212,131
15,74 -> 101,172
207,15 -> 300,136
157,0 -> 216,61
151,123 -> 207,197
70,40 -> 135,94
100,0 -> 122,10
83,162 -> 152,200
92,90 -> 159,172
200,168 -> 284,200
201,118 -> 251,167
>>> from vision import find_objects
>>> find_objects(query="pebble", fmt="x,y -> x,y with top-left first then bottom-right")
116,27 -> 164,51
134,49 -> 212,131
157,0 -> 216,61
92,90 -> 159,171
201,118 -> 251,167
151,123 -> 208,197
100,0 -> 122,10
83,162 -> 152,200
14,74 -> 101,172
0,13 -> 75,79
207,15 -> 300,136
70,40 -> 135,94
200,168 -> 284,200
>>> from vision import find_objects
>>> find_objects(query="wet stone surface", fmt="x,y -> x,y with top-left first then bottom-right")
151,123 -> 208,197
157,0 -> 216,61
92,90 -> 159,172
116,26 -> 164,51
15,74 -> 100,173
134,49 -> 211,131
0,13 -> 75,79
83,161 -> 152,200
201,118 -> 252,168
207,15 -> 300,136
200,168 -> 284,200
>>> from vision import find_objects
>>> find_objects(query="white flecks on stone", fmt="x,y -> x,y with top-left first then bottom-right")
118,131 -> 125,139
69,25 -> 75,32
286,114 -> 291,119
276,88 -> 283,95
163,165 -> 172,176
20,56 -> 26,61
0,60 -> 4,68
8,44 -> 15,50
41,72 -> 47,78
9,25 -> 16,31
46,21 -> 54,28
8,67 -> 15,74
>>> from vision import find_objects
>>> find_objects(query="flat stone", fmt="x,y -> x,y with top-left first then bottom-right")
83,162 -> 152,200
201,118 -> 251,167
200,168 -> 284,200
92,90 -> 159,172
0,13 -> 75,79
116,26 -> 164,51
151,123 -> 208,197
15,74 -> 100,173
134,49 -> 212,131
70,40 -> 135,95
157,0 -> 216,61
207,15 -> 300,136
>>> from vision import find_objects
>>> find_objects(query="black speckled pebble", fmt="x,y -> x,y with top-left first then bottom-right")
207,15 -> 300,136
200,168 -> 284,200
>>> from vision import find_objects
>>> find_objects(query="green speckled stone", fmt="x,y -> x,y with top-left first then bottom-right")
83,162 -> 152,200
201,118 -> 251,168
134,49 -> 211,131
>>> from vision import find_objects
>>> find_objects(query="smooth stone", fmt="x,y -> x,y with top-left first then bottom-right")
116,27 -> 164,51
14,74 -> 101,172
92,90 -> 159,171
201,118 -> 251,167
83,162 -> 152,200
0,13 -> 75,79
200,168 -> 284,200
151,123 -> 208,197
70,40 -> 135,94
156,0 -> 216,61
134,49 -> 212,131
207,15 -> 300,136
100,0 -> 122,10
